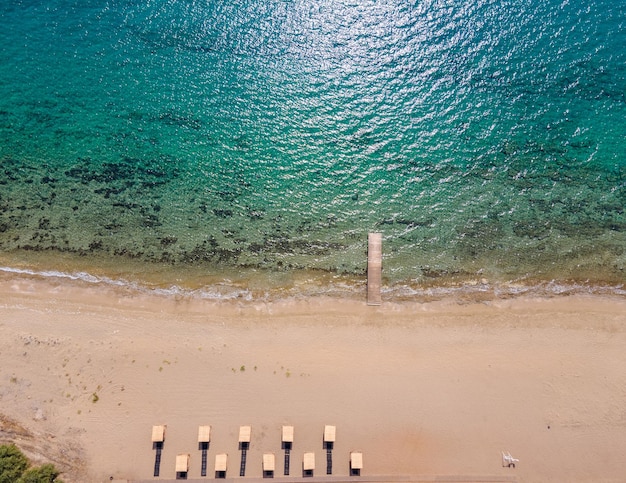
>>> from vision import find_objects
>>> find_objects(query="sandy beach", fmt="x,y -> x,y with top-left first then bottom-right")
1,273 -> 626,482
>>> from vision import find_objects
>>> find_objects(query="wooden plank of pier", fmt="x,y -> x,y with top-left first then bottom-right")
367,233 -> 382,305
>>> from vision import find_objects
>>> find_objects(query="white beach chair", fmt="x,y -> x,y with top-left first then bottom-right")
502,451 -> 519,468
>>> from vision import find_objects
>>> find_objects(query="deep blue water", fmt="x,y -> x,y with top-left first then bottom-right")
0,0 -> 625,300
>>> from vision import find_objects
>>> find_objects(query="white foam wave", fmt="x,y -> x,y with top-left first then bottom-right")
1,265 -> 624,303
0,265 -> 125,285
0,265 -> 255,301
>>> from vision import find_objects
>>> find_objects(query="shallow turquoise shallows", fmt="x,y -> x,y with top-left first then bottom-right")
1,0 -> 625,299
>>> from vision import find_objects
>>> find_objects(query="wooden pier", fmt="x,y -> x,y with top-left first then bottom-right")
367,233 -> 382,306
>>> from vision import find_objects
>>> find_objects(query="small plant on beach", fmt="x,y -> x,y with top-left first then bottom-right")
0,444 -> 63,483
0,444 -> 28,483
240,365 -> 245,372
91,392 -> 99,403
18,463 -> 63,483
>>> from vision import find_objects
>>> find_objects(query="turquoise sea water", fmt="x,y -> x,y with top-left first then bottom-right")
0,0 -> 625,300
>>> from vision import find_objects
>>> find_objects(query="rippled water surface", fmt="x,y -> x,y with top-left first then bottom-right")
1,0 -> 625,299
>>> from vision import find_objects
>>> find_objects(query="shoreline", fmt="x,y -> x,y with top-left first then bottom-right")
1,255 -> 625,305
1,274 -> 626,482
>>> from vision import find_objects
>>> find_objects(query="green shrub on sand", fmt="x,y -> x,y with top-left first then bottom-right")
0,444 -> 28,483
0,444 -> 63,483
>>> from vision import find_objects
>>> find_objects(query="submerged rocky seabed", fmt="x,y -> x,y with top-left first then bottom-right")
0,137 -> 624,299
